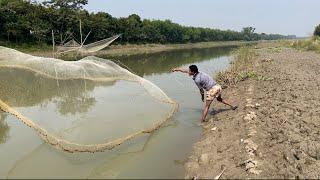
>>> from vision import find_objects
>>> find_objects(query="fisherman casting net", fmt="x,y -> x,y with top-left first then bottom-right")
0,46 -> 178,153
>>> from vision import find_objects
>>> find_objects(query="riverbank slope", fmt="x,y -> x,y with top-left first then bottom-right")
3,41 -> 255,58
185,41 -> 320,178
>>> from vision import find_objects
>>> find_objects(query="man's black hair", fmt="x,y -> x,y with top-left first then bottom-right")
189,65 -> 198,73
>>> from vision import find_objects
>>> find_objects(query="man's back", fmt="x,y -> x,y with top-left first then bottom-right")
193,72 -> 216,91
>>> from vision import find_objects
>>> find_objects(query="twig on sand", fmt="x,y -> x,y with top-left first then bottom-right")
214,165 -> 226,179
280,119 -> 287,126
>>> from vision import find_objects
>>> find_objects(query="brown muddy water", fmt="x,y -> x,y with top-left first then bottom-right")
0,46 -> 235,178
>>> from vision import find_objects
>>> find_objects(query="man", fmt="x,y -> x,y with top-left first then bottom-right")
172,65 -> 237,123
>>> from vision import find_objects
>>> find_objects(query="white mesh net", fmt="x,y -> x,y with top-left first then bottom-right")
0,46 -> 178,153
57,34 -> 121,54
82,34 -> 121,53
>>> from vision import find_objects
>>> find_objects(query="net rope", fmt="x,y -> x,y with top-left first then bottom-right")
0,46 -> 178,153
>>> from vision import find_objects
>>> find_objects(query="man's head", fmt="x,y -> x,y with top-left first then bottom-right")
188,65 -> 198,76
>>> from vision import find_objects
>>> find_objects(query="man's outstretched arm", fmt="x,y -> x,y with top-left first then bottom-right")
171,68 -> 189,74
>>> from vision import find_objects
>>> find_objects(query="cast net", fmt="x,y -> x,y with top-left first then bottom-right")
0,46 -> 178,153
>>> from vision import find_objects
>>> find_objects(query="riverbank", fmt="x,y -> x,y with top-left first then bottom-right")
87,41 -> 254,58
185,41 -> 320,178
3,41 -> 255,59
289,37 -> 320,53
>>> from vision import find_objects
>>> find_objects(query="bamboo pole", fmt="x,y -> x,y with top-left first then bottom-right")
80,19 -> 83,45
52,30 -> 55,58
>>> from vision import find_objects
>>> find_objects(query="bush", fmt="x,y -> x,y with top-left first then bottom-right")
290,38 -> 320,53
314,24 -> 320,37
216,46 -> 257,86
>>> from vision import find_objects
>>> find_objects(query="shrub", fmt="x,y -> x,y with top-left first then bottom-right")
314,24 -> 320,37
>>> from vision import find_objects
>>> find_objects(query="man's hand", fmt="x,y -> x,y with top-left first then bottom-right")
171,68 -> 178,72
171,68 -> 189,74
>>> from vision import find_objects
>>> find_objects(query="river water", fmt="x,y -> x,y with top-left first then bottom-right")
0,46 -> 235,178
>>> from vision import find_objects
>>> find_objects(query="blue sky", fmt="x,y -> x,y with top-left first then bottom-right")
85,0 -> 320,37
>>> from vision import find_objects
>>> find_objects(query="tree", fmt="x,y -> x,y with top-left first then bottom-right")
242,27 -> 256,41
141,20 -> 163,43
43,0 -> 88,43
86,12 -> 116,43
43,0 -> 88,10
0,0 -> 34,42
0,0 -> 294,45
314,24 -> 320,37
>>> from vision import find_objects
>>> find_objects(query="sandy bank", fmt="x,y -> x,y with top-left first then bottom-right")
185,42 -> 320,179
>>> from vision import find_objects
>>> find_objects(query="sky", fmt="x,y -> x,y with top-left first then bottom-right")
85,0 -> 320,37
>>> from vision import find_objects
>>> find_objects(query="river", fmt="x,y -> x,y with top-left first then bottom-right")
0,46 -> 235,178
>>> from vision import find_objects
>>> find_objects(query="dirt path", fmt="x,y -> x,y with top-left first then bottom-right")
185,43 -> 320,179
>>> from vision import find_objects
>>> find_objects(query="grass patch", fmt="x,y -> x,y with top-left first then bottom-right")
216,46 -> 257,87
282,37 -> 320,53
0,41 -> 52,53
215,46 -> 272,87
267,46 -> 282,53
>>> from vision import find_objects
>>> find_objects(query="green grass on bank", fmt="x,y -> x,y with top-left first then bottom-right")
215,45 -> 272,87
216,46 -> 257,87
283,37 -> 320,53
0,41 -> 52,53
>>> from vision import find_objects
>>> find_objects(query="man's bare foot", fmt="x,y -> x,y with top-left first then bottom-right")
232,105 -> 238,110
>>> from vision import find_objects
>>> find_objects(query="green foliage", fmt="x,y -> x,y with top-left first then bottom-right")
242,27 -> 255,41
216,45 -> 273,87
237,71 -> 257,80
0,0 -> 296,46
216,46 -> 257,86
43,0 -> 88,10
290,37 -> 320,53
0,41 -> 52,52
237,71 -> 273,81
314,24 -> 320,37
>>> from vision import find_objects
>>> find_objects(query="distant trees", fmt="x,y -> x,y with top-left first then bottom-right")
242,27 -> 256,41
0,0 -> 295,45
43,0 -> 88,10
314,24 -> 320,37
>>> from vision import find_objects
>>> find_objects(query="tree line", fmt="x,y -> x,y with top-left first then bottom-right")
0,0 -> 296,45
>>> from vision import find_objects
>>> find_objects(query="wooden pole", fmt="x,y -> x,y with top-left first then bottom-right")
52,30 -> 55,58
80,19 -> 83,45
82,30 -> 91,47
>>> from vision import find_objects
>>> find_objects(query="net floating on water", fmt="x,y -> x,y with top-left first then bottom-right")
0,46 -> 178,153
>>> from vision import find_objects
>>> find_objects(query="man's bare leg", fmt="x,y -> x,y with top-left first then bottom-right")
200,100 -> 213,123
216,94 -> 238,110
